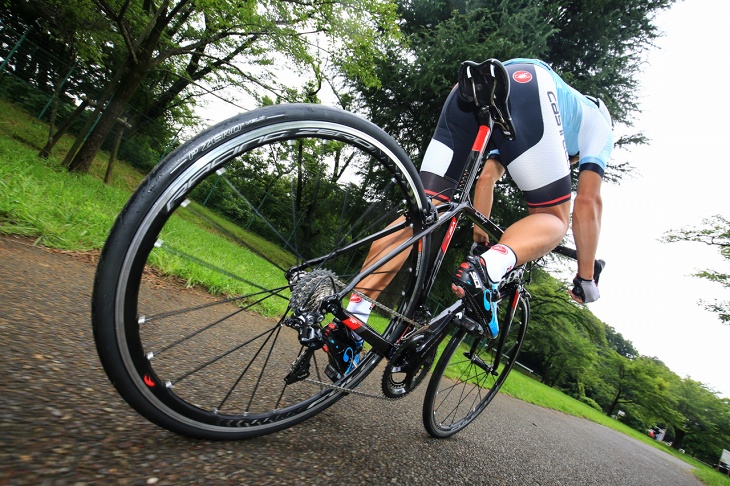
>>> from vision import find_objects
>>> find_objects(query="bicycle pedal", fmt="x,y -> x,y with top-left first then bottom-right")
325,364 -> 342,382
455,314 -> 484,336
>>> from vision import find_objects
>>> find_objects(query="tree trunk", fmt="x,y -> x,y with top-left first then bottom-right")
67,13 -> 166,173
38,62 -> 79,158
104,119 -> 128,184
44,96 -> 58,156
67,60 -> 150,173
605,390 -> 623,416
39,100 -> 88,158
672,428 -> 685,450
60,60 -> 129,168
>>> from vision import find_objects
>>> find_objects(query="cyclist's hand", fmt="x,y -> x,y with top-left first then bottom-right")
473,226 -> 490,247
569,275 -> 600,304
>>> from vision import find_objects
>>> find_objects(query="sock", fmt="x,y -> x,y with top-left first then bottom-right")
481,244 -> 517,285
346,294 -> 372,341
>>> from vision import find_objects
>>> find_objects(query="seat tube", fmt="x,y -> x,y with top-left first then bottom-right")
451,108 -> 493,204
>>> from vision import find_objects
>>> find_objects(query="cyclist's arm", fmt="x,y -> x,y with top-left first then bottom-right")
473,158 -> 506,243
570,169 -> 602,301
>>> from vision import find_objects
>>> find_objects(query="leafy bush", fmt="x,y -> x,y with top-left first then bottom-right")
579,395 -> 603,412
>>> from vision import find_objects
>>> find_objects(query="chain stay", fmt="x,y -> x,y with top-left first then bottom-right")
303,377 -> 397,401
340,279 -> 422,329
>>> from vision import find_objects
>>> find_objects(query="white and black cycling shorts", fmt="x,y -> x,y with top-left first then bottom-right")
419,62 -> 572,209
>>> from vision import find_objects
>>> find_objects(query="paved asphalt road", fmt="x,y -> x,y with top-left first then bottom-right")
0,235 -> 701,485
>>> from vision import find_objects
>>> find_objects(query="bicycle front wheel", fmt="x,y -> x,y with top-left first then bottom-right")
92,104 -> 429,440
422,293 -> 529,438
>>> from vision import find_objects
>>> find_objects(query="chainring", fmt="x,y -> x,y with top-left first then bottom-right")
289,269 -> 339,314
381,332 -> 437,399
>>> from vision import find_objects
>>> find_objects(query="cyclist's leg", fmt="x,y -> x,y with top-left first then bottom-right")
351,196 -> 447,304
472,161 -> 570,265
496,202 -> 570,264
351,216 -> 414,303
350,87 -> 477,308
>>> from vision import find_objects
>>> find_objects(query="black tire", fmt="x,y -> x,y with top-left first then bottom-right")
422,292 -> 529,438
92,104 -> 429,440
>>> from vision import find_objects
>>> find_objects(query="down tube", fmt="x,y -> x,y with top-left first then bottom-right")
422,215 -> 461,298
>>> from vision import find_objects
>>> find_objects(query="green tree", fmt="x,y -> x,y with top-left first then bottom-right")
352,0 -> 553,195
543,0 -> 674,133
663,215 -> 730,323
598,353 -> 667,417
518,271 -> 604,394
352,0 -> 675,182
604,324 -> 638,359
667,377 -> 727,460
1,0 -> 109,157
58,0 -> 401,173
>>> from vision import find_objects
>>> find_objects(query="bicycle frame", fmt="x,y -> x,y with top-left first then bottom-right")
289,61 -> 586,370
313,105 -> 514,359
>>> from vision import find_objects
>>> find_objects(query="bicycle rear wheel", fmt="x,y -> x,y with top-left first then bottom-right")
422,292 -> 529,438
92,104 -> 429,439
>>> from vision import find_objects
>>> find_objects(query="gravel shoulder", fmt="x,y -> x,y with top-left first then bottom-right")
0,235 -> 701,485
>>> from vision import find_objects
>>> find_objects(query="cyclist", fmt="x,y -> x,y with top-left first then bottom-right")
329,58 -> 613,374
444,58 -> 613,311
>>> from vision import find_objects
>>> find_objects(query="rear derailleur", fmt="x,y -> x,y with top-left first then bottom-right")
283,269 -> 341,384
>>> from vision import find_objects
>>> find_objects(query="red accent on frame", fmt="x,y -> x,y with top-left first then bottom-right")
342,316 -> 363,331
441,217 -> 459,254
425,189 -> 451,202
511,291 -> 520,310
471,126 -> 491,152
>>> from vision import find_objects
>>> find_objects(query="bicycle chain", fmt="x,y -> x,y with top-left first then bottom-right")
335,278 -> 422,330
303,377 -> 397,401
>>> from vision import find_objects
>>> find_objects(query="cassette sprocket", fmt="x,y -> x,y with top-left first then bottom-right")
289,269 -> 340,314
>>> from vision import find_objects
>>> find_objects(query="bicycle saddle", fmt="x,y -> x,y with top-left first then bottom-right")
458,59 -> 516,140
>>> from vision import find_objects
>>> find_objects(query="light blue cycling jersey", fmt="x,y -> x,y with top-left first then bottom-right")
505,58 -> 613,173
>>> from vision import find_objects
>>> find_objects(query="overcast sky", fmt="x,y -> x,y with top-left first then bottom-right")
586,0 -> 730,398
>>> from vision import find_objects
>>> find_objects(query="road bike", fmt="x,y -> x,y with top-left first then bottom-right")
92,59 -> 598,440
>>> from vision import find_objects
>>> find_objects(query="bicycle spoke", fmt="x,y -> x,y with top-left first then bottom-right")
94,105 -> 426,438
424,294 -> 529,438
140,287 -> 288,326
184,201 -> 289,273
152,239 -> 289,298
218,324 -> 282,413
220,175 -> 305,262
170,325 -> 276,387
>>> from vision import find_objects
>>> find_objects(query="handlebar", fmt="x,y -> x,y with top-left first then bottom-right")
552,245 -> 605,284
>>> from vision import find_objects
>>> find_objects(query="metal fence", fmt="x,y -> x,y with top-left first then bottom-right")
0,25 -> 181,173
